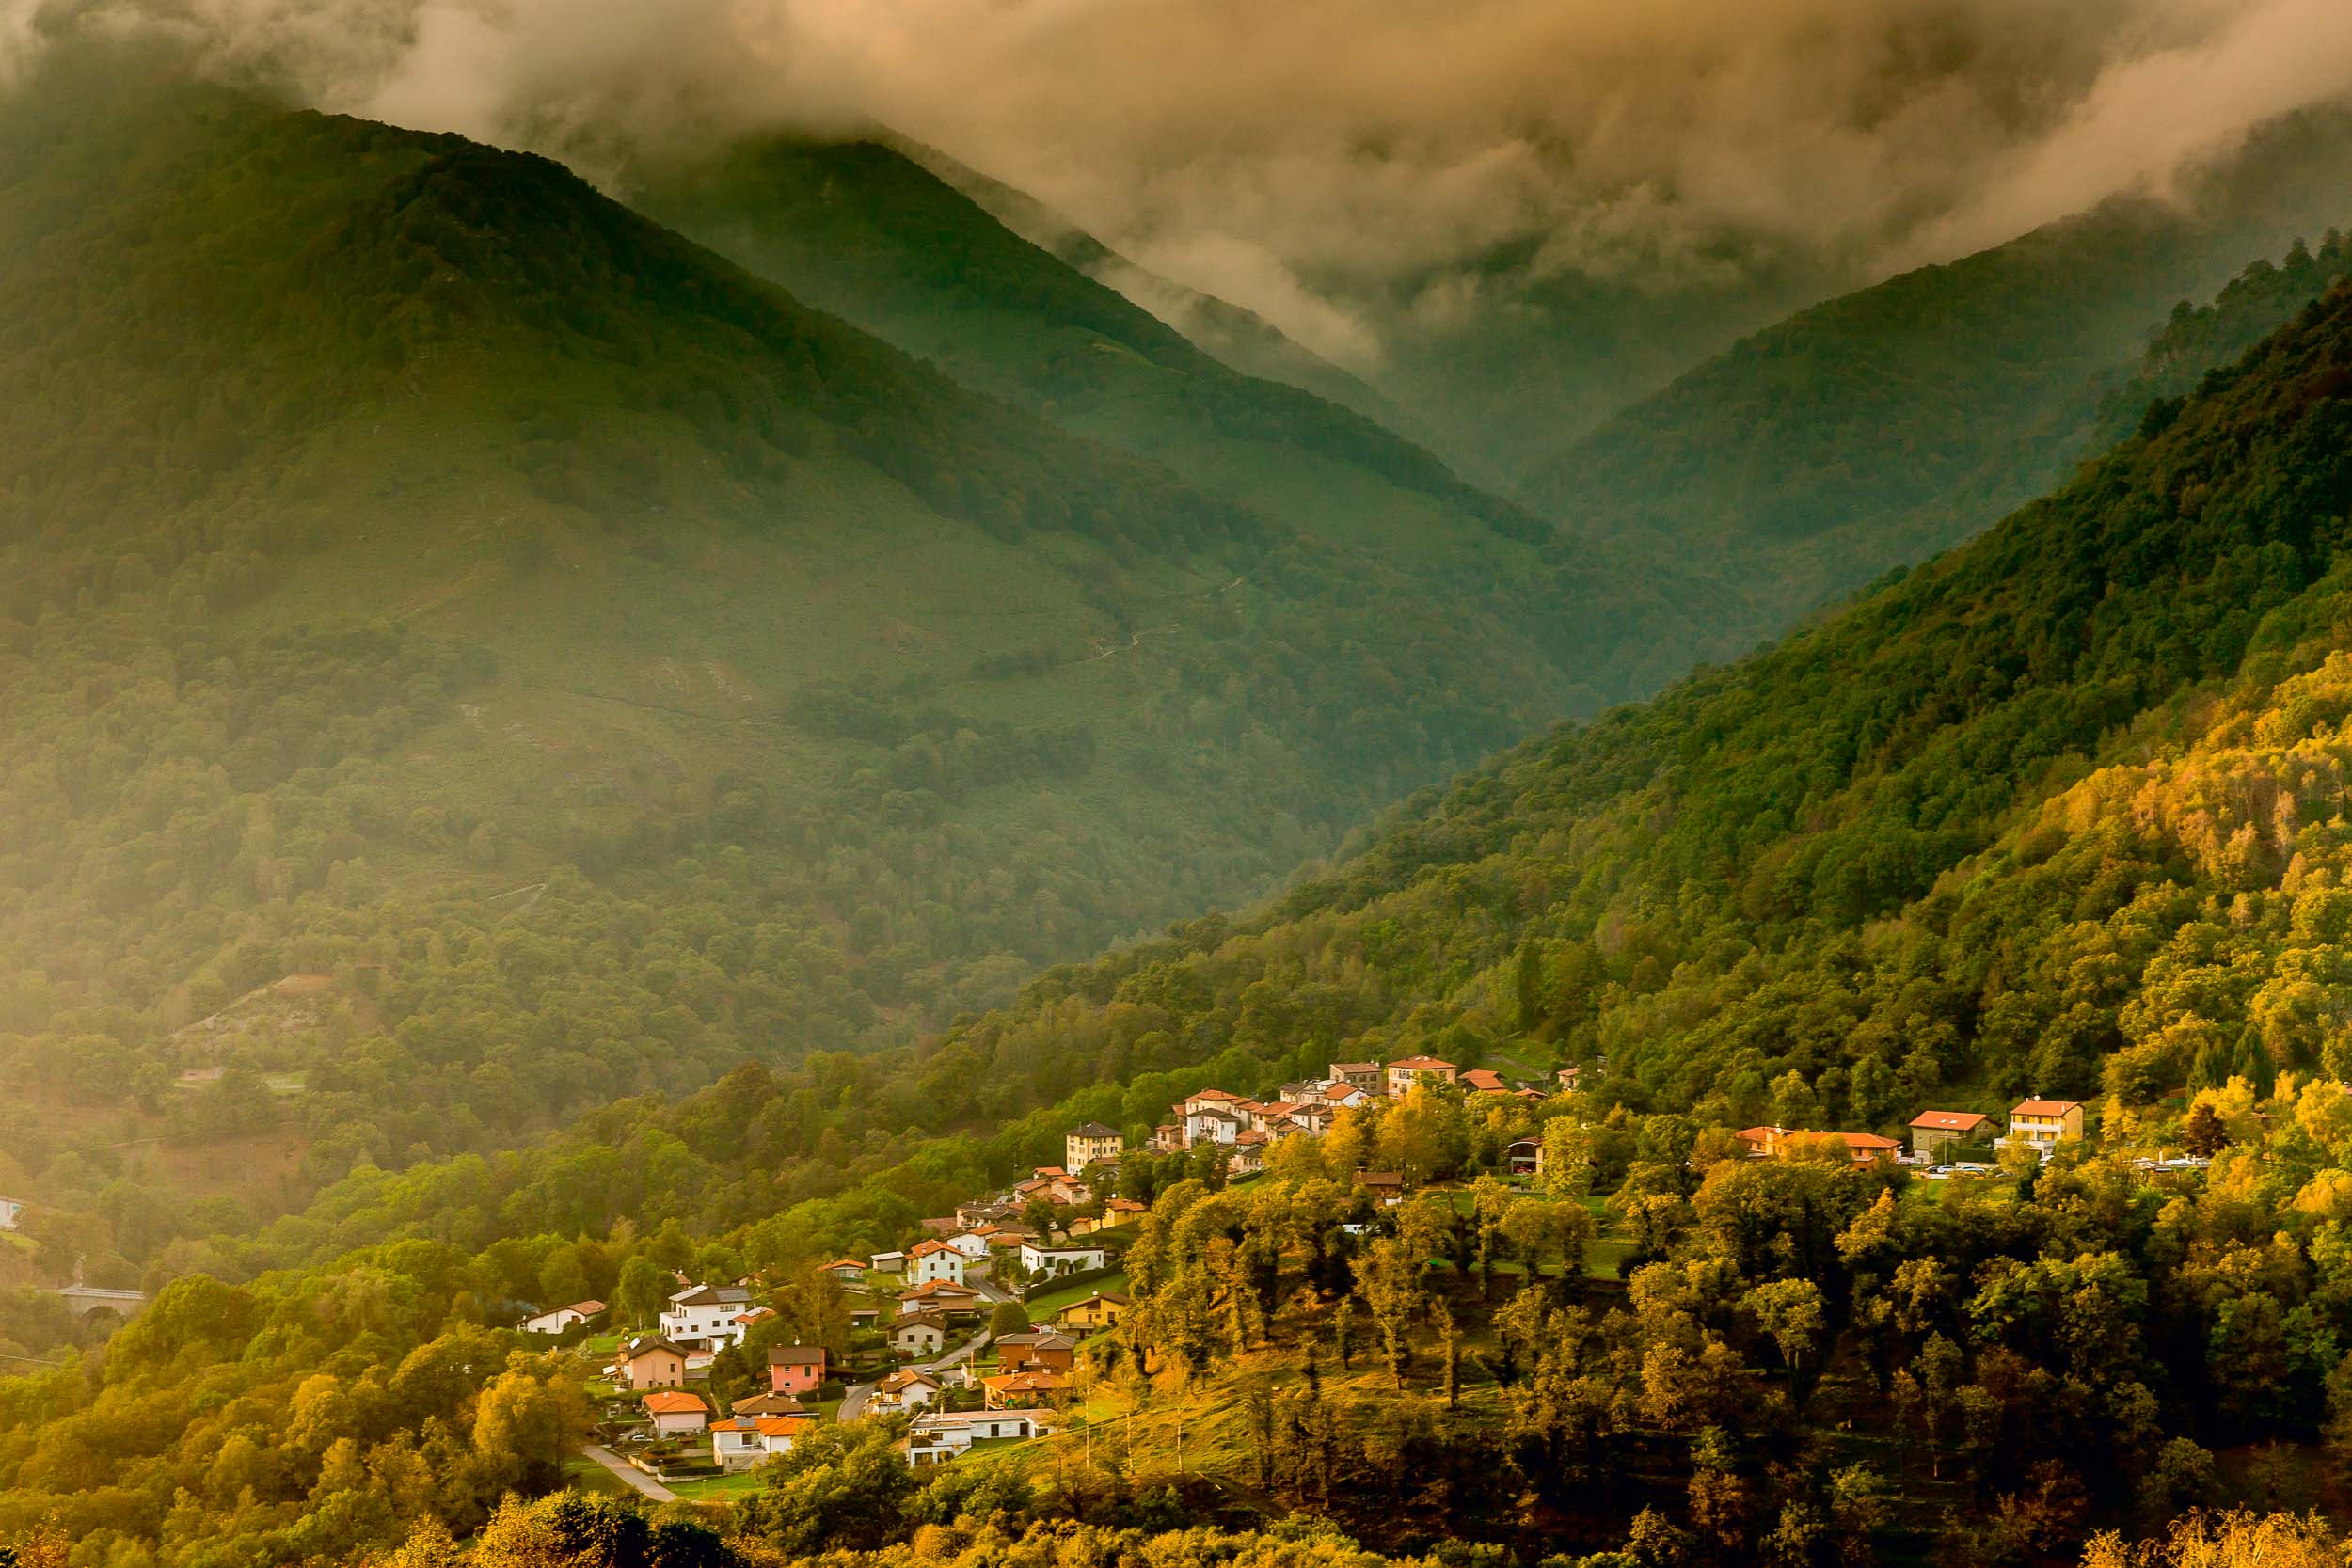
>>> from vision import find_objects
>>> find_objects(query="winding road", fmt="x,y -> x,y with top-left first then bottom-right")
839,1319 -> 993,1421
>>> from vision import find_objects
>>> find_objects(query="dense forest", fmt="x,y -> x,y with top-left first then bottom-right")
8,211 -> 2352,1568
0,51 -> 1729,1280
16,34 -> 2352,1568
185,268 -> 2352,1290
8,1064 -> 2352,1566
2089,231 -> 2352,451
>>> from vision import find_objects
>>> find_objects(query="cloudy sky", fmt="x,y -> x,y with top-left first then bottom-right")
11,0 -> 2352,364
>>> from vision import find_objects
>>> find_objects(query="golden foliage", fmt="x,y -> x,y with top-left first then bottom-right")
2081,1509 -> 2345,1568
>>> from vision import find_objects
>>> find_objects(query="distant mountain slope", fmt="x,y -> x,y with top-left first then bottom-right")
628,137 -> 1536,539
0,55 -> 1679,1222
1529,110 -> 2352,641
212,277 -> 2352,1274
1378,256 -> 1829,492
900,277 -> 2352,1137
628,135 -> 1745,704
2090,230 -> 2352,451
887,137 -> 1407,431
885,141 -> 1824,495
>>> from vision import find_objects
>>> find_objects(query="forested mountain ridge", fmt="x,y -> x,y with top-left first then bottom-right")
628,137 -> 1521,534
0,56 -> 1695,1276
625,135 -> 1740,705
13,280 -> 2352,1568
2089,230 -> 2352,451
1531,110 -> 2352,643
921,271 -> 2352,1148
821,135 -> 1410,432
184,275 -> 2352,1284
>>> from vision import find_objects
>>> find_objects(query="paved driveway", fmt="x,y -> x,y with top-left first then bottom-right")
582,1443 -> 676,1501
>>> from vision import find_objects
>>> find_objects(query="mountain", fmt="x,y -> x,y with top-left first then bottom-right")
913,143 -> 1830,492
1529,109 -> 2352,644
1375,255 -> 1831,492
23,274 -> 2352,1568
900,275 -> 2352,1129
0,55 -> 1704,1228
626,135 -> 1755,704
629,136 -> 1788,706
215,275 -> 2352,1263
626,137 -> 1545,552
2088,230 -> 2352,451
887,136 -> 1407,430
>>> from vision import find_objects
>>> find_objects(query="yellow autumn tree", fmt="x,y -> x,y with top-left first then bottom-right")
2080,1509 -> 2341,1568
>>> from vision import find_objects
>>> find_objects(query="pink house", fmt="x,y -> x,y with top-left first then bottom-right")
769,1344 -> 827,1397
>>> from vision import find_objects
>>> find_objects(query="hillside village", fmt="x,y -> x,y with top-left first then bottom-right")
534,1053 -> 2149,1494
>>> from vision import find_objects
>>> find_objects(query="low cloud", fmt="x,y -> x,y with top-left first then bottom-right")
7,0 -> 2351,365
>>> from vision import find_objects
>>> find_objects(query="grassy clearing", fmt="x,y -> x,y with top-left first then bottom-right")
1021,1272 -> 1130,1321
668,1468 -> 769,1500
561,1455 -> 630,1497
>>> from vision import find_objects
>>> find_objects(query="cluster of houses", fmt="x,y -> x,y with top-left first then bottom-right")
1123,1055 -> 2091,1184
1731,1097 -> 2090,1170
1140,1056 -> 1570,1176
572,1073 -> 2097,1482
622,1341 -> 834,1470
598,1268 -> 1136,1473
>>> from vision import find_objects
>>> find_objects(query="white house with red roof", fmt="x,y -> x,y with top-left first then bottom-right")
712,1413 -> 808,1468
522,1299 -> 604,1335
868,1369 -> 944,1414
907,1238 -> 968,1287
643,1389 -> 709,1436
1175,1087 -> 1246,1117
1184,1104 -> 1244,1147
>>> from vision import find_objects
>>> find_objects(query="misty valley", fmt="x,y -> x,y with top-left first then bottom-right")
6,14 -> 2352,1568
